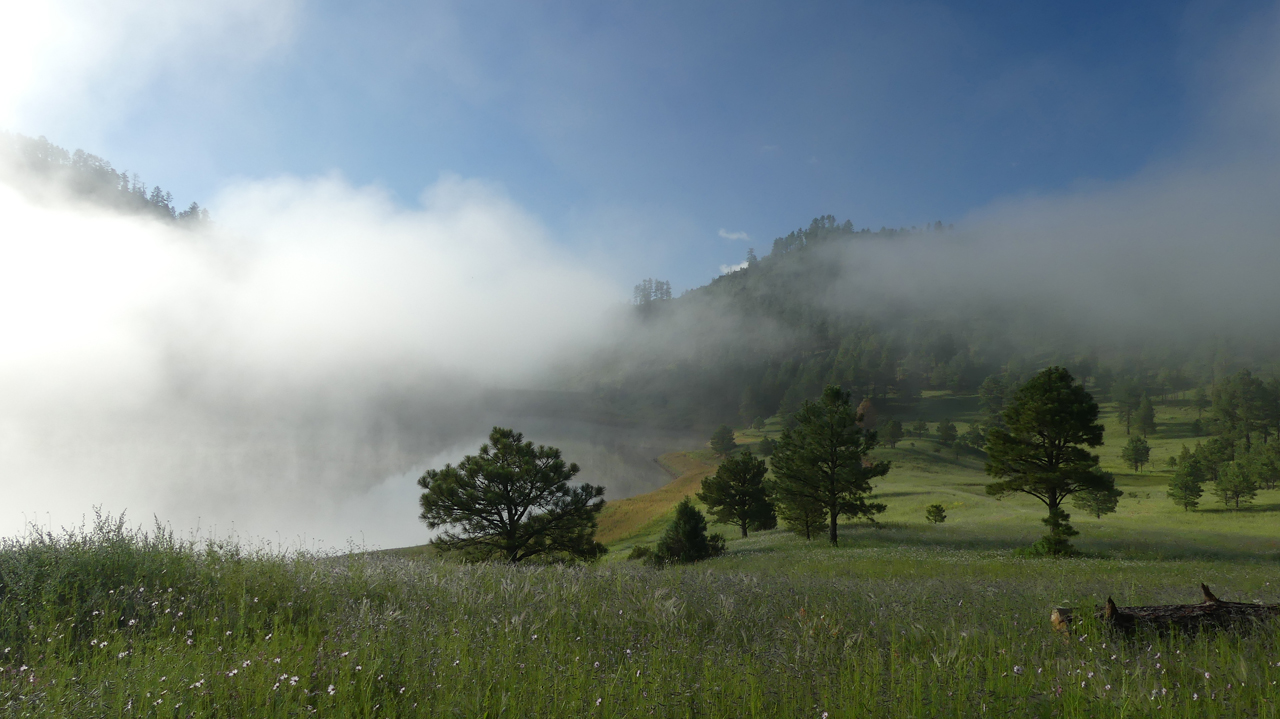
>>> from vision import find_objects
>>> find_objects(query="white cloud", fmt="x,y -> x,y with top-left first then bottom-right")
0,0 -> 299,129
718,228 -> 750,241
719,260 -> 749,275
0,171 -> 620,547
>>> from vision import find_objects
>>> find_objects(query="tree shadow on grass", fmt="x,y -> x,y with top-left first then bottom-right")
825,520 -> 1280,563
1194,502 -> 1280,514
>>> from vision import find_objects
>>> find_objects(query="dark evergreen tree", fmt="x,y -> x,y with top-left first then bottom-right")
884,419 -> 904,448
936,418 -> 958,445
772,490 -> 825,540
1120,435 -> 1151,472
654,498 -> 725,563
770,385 -> 889,546
696,450 -> 775,537
1071,486 -> 1123,518
1136,394 -> 1157,437
709,425 -> 738,457
1192,387 -> 1210,419
756,437 -> 775,457
1167,447 -> 1205,511
960,423 -> 986,450
911,419 -> 928,438
985,367 -> 1115,556
1211,463 -> 1257,510
925,504 -> 946,524
417,427 -> 606,562
977,374 -> 1010,427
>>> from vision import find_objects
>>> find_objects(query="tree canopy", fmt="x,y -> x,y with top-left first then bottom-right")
696,450 -> 775,537
654,498 -> 725,564
418,427 -> 607,562
1120,435 -> 1151,472
985,367 -> 1115,556
770,385 -> 889,546
709,425 -> 738,457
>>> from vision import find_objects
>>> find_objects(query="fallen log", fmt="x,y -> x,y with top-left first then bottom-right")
1051,584 -> 1280,635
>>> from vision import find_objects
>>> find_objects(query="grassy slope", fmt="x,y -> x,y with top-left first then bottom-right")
11,394 -> 1280,717
601,393 -> 1280,562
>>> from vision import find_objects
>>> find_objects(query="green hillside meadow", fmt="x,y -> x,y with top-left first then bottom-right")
2,393 -> 1278,717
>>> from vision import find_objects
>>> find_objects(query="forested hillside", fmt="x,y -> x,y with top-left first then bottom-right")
0,132 -> 209,224
582,214 -> 1280,430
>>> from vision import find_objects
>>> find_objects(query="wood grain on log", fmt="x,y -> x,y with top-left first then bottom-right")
1051,584 -> 1280,635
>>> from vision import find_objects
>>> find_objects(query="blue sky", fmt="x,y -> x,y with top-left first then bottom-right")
6,0 -> 1273,292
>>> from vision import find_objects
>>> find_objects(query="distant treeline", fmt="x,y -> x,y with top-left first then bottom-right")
0,132 -> 209,225
769,214 -> 951,256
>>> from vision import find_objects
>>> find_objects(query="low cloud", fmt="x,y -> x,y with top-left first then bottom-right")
0,171 -> 620,547
719,260 -> 749,275
0,0 -> 299,130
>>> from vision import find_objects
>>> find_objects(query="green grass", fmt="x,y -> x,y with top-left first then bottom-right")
5,516 -> 1280,717
5,394 -> 1279,717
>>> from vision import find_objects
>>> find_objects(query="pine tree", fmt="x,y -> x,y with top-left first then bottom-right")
1167,449 -> 1205,511
770,386 -> 889,546
696,450 -> 775,537
1120,435 -> 1151,472
1136,394 -> 1157,437
911,419 -> 928,437
418,427 -> 606,562
1211,463 -> 1257,510
936,418 -> 957,445
654,498 -> 725,563
1070,486 -> 1123,518
884,419 -> 904,448
709,425 -> 738,457
925,504 -> 946,524
985,367 -> 1115,556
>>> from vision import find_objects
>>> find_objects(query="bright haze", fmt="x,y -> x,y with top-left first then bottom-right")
1,0 -> 1279,546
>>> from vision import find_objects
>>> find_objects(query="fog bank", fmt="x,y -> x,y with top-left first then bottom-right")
0,172 -> 626,547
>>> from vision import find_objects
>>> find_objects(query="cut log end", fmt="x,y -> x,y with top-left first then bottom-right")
1050,607 -> 1073,635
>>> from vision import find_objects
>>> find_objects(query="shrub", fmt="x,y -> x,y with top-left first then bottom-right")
654,499 -> 725,564
626,545 -> 653,561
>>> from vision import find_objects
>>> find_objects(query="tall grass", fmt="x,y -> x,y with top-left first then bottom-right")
1,517 -> 1278,717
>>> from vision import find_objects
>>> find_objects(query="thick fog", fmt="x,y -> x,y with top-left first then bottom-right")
0,173 -> 645,547
5,0 -> 1280,548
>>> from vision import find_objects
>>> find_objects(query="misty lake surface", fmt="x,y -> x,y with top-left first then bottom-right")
480,416 -> 705,501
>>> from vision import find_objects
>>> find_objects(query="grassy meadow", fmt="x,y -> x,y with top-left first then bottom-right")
3,392 -> 1279,717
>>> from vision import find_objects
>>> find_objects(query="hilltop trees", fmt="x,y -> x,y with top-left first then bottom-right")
697,450 -> 775,537
418,427 -> 607,563
985,367 -> 1115,556
771,385 -> 889,546
632,278 -> 673,306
